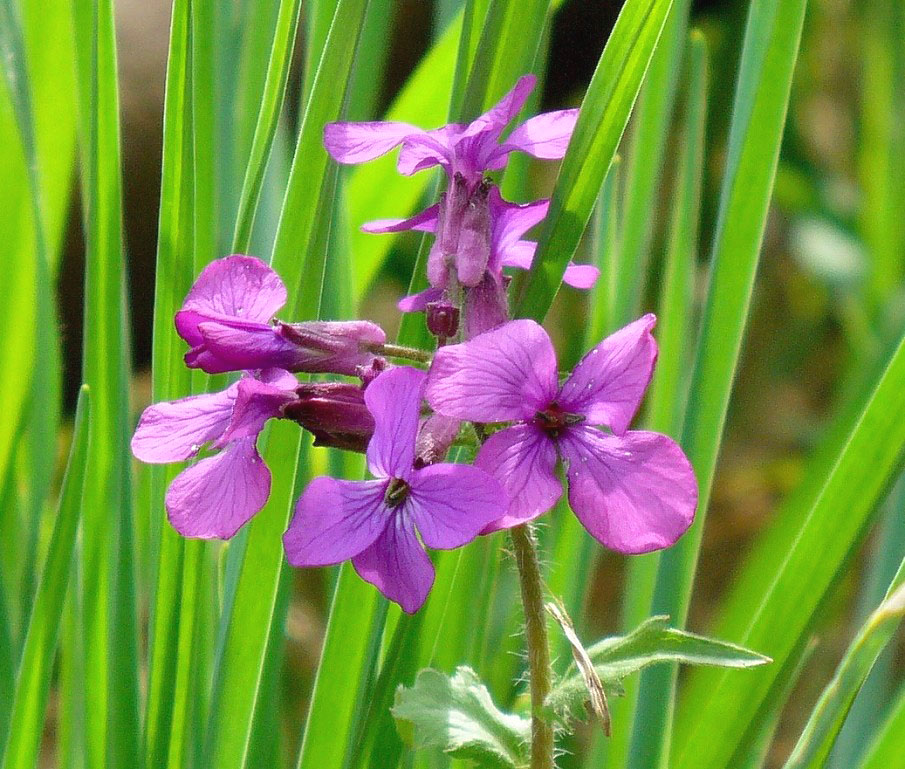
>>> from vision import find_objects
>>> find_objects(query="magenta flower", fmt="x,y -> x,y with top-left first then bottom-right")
283,366 -> 507,613
424,316 -> 698,554
324,74 -> 577,187
132,368 -> 299,539
364,186 -> 599,314
176,254 -> 386,376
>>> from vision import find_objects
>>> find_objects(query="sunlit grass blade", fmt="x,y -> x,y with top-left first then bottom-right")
782,561 -> 905,769
857,682 -> 905,769
629,0 -> 807,764
514,0 -> 673,321
612,0 -> 691,328
669,328 -> 905,769
71,0 -> 140,766
1,387 -> 89,769
202,4 -> 370,767
231,0 -> 302,253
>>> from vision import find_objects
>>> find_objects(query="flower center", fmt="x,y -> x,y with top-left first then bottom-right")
534,404 -> 584,438
384,477 -> 411,508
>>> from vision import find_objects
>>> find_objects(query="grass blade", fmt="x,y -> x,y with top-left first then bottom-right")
782,562 -> 905,769
514,0 -> 673,321
628,0 -> 807,764
857,682 -> 905,769
1,387 -> 90,769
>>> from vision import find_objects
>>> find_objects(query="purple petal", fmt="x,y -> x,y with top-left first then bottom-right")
352,514 -> 434,614
559,427 -> 697,555
562,263 -> 600,289
361,204 -> 440,234
498,240 -> 536,271
131,387 -> 236,463
557,314 -> 658,434
397,126 -> 461,176
283,477 -> 389,566
459,75 -> 537,170
258,367 -> 300,390
216,376 -> 297,446
398,287 -> 443,313
364,366 -> 426,480
323,120 -> 421,164
475,424 -> 561,532
175,255 -> 286,345
498,108 -> 579,160
166,437 -> 270,539
462,271 -> 509,339
425,319 -> 558,422
489,188 -> 549,257
407,463 -> 507,548
187,321 -> 297,374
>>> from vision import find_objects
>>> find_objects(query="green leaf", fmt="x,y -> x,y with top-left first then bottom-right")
514,0 -> 674,320
392,667 -> 531,769
782,562 -> 905,769
546,616 -> 769,728
857,682 -> 905,769
1,387 -> 89,769
670,327 -> 905,769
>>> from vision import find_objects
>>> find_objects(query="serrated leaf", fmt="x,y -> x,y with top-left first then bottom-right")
392,667 -> 531,769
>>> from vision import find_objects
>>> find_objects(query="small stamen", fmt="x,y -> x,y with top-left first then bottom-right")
384,477 -> 410,507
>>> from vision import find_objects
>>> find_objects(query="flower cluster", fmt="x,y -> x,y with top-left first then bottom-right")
133,76 -> 698,613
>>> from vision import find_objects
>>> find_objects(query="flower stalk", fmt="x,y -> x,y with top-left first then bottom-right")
510,523 -> 555,769
371,342 -> 433,363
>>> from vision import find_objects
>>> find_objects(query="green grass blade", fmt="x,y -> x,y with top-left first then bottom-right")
1,387 -> 90,769
612,0 -> 691,327
513,0 -> 673,321
71,0 -> 140,765
231,0 -> 303,253
857,682 -> 905,769
628,0 -> 807,764
670,328 -> 905,769
782,562 -> 905,769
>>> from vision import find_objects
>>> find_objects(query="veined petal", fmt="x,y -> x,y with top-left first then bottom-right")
476,424 -> 561,532
489,188 -> 549,257
187,321 -> 297,374
283,478 -> 390,566
557,314 -> 658,434
166,437 -> 271,539
361,204 -> 440,234
175,255 -> 286,344
398,287 -> 443,313
498,108 -> 579,160
408,463 -> 507,548
131,386 -> 236,463
352,514 -> 435,614
323,120 -> 422,164
216,376 -> 297,446
364,366 -> 426,480
425,319 -> 558,422
559,427 -> 697,555
464,75 -> 537,141
397,126 -> 460,176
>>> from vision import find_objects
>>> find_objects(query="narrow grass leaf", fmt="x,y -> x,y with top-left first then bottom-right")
514,0 -> 674,321
1,387 -> 90,769
857,682 -> 905,769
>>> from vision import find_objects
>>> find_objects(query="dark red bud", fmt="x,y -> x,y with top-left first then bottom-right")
426,301 -> 460,339
283,382 -> 374,453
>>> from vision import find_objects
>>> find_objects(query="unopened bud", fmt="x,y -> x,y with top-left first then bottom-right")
277,320 -> 386,376
356,357 -> 389,387
426,301 -> 460,339
283,382 -> 374,453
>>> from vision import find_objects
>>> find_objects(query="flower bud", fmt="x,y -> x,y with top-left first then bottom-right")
283,382 -> 375,453
414,413 -> 461,467
426,301 -> 460,339
276,320 -> 386,376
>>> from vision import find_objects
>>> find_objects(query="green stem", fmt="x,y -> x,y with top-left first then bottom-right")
372,343 -> 433,363
510,524 -> 554,769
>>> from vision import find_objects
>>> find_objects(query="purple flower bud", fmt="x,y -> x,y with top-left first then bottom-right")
463,271 -> 509,339
414,413 -> 461,467
426,176 -> 492,290
356,356 -> 389,387
426,301 -> 460,339
283,382 -> 375,453
274,320 -> 387,376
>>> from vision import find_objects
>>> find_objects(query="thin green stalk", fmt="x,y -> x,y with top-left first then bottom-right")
510,525 -> 554,769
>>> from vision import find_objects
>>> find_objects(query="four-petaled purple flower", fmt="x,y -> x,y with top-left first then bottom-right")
424,316 -> 698,554
283,366 -> 507,613
323,74 -> 577,188
177,254 -> 386,376
131,368 -> 299,539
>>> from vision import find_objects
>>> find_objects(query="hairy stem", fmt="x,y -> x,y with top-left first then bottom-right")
510,523 -> 555,769
372,342 -> 433,363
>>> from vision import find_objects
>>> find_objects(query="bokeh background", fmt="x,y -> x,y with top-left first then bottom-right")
42,0 -> 905,765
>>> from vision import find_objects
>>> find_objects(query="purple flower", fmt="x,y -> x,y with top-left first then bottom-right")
131,368 -> 299,539
283,381 -> 375,453
365,186 -> 598,313
283,366 -> 507,613
176,254 -> 386,376
424,316 -> 698,554
324,74 -> 577,187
